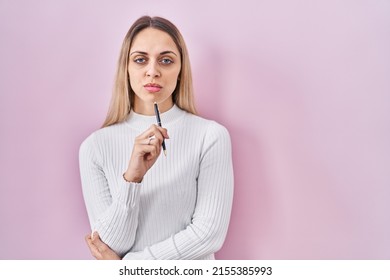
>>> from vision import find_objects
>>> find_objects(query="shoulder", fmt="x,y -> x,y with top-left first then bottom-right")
82,122 -> 128,144
183,114 -> 231,151
186,114 -> 231,139
79,122 -> 126,159
79,130 -> 100,162
182,114 -> 233,164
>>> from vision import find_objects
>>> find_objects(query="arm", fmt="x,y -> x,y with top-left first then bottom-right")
79,134 -> 141,257
80,125 -> 169,258
123,122 -> 234,259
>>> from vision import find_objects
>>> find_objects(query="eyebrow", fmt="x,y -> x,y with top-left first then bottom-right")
130,50 -> 178,56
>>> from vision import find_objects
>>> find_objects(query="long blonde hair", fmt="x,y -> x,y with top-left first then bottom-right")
102,16 -> 197,128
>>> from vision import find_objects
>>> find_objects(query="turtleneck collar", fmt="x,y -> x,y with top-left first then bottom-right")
125,104 -> 186,130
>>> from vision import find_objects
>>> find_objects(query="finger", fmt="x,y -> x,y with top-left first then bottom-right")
130,144 -> 159,164
142,142 -> 161,159
90,232 -> 121,260
156,126 -> 169,139
133,139 -> 160,155
143,127 -> 167,148
136,125 -> 169,142
150,138 -> 163,156
91,232 -> 112,255
136,124 -> 160,139
85,234 -> 91,245
85,234 -> 102,259
152,125 -> 169,140
91,232 -> 104,248
143,135 -> 159,146
145,134 -> 163,147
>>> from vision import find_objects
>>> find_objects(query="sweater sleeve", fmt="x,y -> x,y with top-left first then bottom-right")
79,134 -> 141,257
123,122 -> 234,259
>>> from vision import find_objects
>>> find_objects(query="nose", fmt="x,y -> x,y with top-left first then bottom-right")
146,61 -> 160,78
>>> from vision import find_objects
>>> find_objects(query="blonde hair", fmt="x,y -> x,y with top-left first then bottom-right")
102,16 -> 197,128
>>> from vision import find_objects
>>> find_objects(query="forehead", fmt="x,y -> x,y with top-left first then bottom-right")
130,28 -> 179,54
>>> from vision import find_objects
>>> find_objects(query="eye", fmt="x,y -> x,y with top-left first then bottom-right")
160,58 -> 173,65
134,57 -> 146,64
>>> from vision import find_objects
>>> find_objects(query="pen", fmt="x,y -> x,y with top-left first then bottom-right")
153,102 -> 167,156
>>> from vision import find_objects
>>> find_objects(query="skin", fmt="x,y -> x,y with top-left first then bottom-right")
85,232 -> 121,260
129,27 -> 181,116
85,27 -> 182,260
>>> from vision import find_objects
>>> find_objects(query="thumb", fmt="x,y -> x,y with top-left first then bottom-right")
91,232 -> 108,252
91,231 -> 99,241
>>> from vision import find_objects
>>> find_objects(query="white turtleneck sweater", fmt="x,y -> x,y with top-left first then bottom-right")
79,105 -> 234,260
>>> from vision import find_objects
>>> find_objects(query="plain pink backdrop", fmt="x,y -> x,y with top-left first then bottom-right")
1,0 -> 389,259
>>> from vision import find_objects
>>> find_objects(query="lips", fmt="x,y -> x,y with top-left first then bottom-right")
144,83 -> 162,93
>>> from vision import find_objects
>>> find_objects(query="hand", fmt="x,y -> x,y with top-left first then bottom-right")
124,124 -> 169,183
85,232 -> 121,260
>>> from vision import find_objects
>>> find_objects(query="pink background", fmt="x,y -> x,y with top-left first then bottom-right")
1,0 -> 389,259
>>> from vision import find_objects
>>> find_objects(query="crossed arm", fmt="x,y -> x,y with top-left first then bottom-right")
81,123 -> 233,260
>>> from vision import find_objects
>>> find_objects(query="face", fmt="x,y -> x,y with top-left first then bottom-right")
128,28 -> 181,114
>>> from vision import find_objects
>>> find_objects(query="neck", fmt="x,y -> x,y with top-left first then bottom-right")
133,98 -> 174,115
125,103 -> 185,130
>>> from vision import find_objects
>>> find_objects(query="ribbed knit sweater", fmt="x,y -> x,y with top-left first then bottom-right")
79,105 -> 234,260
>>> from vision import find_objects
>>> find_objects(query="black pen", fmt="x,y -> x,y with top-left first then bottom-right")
153,102 -> 167,156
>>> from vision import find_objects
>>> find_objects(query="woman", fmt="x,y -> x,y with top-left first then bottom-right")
79,16 -> 234,260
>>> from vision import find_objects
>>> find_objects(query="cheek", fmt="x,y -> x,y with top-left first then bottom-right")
166,73 -> 179,89
168,66 -> 181,83
128,70 -> 141,87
